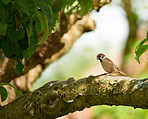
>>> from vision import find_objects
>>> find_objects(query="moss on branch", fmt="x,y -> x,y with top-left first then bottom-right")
0,75 -> 148,118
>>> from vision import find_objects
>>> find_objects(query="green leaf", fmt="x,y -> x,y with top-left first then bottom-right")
0,83 -> 23,96
28,19 -> 33,55
78,0 -> 93,16
1,25 -> 26,60
52,0 -> 66,13
18,33 -> 28,51
7,26 -> 25,41
0,21 -> 7,36
34,16 -> 41,34
0,39 -> 2,48
36,0 -> 52,5
51,13 -> 60,33
35,11 -> 45,31
63,1 -> 79,16
36,11 -> 49,44
135,38 -> 148,63
1,36 -> 16,58
0,1 -> 10,22
25,19 -> 38,60
41,4 -> 52,26
1,0 -> 11,5
17,0 -> 36,16
0,87 -> 8,102
29,26 -> 38,55
24,25 -> 38,60
15,61 -> 24,74
15,11 -> 23,30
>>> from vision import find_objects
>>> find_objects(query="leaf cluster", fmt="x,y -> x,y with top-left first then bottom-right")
0,0 -> 93,73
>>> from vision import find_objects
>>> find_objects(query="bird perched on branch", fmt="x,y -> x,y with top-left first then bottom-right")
97,53 -> 126,75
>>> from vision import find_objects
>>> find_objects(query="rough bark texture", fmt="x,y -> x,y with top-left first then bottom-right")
0,75 -> 147,119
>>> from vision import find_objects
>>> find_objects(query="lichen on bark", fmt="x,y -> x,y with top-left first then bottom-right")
0,75 -> 147,119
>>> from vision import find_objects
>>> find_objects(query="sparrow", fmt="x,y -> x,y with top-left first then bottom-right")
97,53 -> 126,75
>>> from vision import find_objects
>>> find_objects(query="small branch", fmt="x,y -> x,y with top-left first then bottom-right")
0,75 -> 148,118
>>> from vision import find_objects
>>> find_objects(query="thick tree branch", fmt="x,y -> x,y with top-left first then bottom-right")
0,75 -> 147,118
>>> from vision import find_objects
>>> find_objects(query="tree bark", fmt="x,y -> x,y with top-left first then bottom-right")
0,75 -> 147,119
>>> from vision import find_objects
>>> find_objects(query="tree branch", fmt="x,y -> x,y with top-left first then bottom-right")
0,75 -> 147,118
0,0 -> 111,105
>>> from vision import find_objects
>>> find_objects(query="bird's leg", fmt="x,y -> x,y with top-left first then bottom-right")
106,73 -> 113,76
99,72 -> 112,76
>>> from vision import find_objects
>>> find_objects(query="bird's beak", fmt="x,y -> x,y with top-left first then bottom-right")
97,57 -> 99,60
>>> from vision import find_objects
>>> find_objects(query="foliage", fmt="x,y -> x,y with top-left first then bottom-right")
0,83 -> 22,102
135,31 -> 148,63
0,0 -> 93,73
0,87 -> 7,102
93,106 -> 148,119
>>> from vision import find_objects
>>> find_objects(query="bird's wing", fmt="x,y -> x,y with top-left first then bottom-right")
108,60 -> 119,72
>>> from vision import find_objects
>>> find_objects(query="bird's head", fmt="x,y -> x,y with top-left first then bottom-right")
97,53 -> 105,61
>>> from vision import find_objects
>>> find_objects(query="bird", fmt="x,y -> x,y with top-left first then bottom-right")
97,53 -> 126,75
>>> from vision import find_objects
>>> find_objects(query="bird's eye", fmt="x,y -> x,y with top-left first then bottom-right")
101,55 -> 104,59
